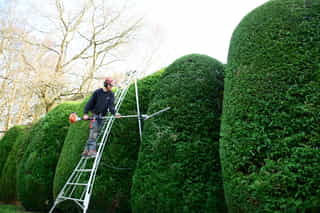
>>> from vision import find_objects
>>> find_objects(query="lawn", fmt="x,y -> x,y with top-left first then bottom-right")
0,205 -> 43,213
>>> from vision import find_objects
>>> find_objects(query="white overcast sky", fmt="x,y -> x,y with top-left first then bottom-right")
127,0 -> 270,75
142,0 -> 268,61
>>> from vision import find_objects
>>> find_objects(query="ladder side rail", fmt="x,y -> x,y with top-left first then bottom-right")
87,118 -> 116,197
86,117 -> 115,195
68,158 -> 89,198
51,156 -> 86,208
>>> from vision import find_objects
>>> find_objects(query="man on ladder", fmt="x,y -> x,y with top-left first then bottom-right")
82,77 -> 121,157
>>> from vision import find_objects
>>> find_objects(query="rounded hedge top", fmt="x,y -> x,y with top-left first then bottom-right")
0,126 -> 25,179
221,0 -> 320,212
131,54 -> 226,212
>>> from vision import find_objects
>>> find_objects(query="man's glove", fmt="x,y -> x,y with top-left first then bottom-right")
115,113 -> 121,118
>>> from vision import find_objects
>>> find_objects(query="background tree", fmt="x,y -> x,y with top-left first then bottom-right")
0,0 -> 144,133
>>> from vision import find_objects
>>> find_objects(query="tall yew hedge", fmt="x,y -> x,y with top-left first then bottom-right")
220,0 -> 320,212
52,99 -> 89,213
0,126 -> 29,202
0,126 -> 26,201
0,126 -> 25,178
131,54 -> 226,213
17,103 -> 77,211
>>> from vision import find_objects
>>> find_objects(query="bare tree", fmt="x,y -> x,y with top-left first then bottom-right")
19,0 -> 142,112
0,0 -> 154,130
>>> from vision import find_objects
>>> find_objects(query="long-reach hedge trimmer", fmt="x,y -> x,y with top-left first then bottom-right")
69,106 -> 171,123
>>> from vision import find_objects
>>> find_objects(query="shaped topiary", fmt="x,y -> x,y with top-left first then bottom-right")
131,54 -> 226,213
220,0 -> 320,212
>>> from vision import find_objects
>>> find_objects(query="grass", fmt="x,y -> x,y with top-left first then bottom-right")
0,205 -> 43,213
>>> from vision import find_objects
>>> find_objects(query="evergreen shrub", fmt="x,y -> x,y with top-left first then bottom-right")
131,54 -> 226,213
0,126 -> 24,178
52,98 -> 90,212
17,103 -> 78,211
220,0 -> 320,212
0,126 -> 29,202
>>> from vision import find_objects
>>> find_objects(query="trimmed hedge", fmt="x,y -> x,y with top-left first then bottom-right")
220,0 -> 320,212
131,54 -> 226,212
0,126 -> 30,202
52,99 -> 89,212
0,126 -> 25,179
17,103 -> 78,211
0,126 -> 26,202
91,71 -> 163,212
53,71 -> 163,212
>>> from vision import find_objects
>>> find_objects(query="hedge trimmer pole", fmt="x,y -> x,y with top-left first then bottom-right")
69,108 -> 171,124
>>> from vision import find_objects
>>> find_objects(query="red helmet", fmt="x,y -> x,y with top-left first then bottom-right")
104,77 -> 114,87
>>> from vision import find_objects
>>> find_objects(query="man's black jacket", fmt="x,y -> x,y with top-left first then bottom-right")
84,88 -> 116,116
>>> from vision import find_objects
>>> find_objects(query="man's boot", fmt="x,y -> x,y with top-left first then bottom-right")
81,150 -> 89,157
87,150 -> 97,158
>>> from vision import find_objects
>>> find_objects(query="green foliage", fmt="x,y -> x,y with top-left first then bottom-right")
53,71 -> 163,213
0,126 -> 30,202
0,205 -> 41,213
91,70 -> 163,212
220,0 -> 320,212
52,98 -> 89,212
131,54 -> 226,213
0,126 -> 24,180
17,103 -> 78,211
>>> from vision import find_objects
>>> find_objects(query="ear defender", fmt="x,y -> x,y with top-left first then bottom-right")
104,77 -> 113,87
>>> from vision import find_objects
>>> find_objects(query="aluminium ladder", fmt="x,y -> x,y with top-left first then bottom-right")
49,71 -> 136,213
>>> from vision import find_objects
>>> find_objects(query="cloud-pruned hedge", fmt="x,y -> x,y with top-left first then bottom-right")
220,0 -> 320,212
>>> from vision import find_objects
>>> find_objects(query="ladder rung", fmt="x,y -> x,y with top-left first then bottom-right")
76,169 -> 92,172
60,196 -> 84,203
67,182 -> 88,186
